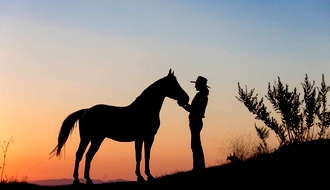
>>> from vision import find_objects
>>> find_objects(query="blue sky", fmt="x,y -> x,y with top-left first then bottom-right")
3,0 -> 327,78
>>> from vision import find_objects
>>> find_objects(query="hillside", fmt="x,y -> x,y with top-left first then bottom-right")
1,139 -> 330,189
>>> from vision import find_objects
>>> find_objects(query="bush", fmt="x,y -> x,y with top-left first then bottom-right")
236,74 -> 330,147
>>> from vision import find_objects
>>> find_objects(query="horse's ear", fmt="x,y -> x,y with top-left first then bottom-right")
168,69 -> 172,76
172,70 -> 174,75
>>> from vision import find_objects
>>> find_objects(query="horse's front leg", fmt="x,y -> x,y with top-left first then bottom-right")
144,136 -> 155,181
135,140 -> 145,182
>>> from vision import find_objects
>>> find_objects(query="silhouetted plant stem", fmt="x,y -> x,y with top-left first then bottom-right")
0,136 -> 13,182
316,74 -> 330,139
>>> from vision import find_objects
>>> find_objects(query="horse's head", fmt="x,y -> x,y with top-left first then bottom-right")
163,69 -> 189,105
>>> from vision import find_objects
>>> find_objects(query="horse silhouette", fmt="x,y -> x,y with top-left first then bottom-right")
50,69 -> 189,185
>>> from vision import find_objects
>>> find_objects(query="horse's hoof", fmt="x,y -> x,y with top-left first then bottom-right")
73,179 -> 80,185
147,175 -> 154,181
137,176 -> 145,182
86,179 -> 93,185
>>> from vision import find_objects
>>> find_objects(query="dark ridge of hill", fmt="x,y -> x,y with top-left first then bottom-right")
1,139 -> 329,190
31,178 -> 128,186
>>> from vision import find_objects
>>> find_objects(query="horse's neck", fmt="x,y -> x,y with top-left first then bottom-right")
129,80 -> 165,113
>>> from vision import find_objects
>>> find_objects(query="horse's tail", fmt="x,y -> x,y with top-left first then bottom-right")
49,109 -> 87,159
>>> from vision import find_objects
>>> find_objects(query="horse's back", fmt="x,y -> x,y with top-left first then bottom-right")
79,104 -> 156,142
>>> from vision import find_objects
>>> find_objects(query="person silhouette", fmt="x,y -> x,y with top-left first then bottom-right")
178,76 -> 209,172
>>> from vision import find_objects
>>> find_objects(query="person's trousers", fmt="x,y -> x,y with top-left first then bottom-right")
189,118 -> 205,170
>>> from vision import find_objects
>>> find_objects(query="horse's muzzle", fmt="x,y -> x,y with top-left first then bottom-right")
178,94 -> 189,106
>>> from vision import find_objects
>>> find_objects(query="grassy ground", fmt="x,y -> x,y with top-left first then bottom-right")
1,139 -> 329,190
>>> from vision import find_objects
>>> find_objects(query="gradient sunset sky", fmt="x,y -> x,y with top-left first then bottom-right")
1,0 -> 329,182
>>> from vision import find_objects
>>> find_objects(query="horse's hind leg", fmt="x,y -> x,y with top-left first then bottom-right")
135,140 -> 145,182
84,137 -> 104,185
73,139 -> 90,185
144,136 -> 155,181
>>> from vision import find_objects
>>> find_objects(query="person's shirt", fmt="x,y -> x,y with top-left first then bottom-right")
189,89 -> 208,120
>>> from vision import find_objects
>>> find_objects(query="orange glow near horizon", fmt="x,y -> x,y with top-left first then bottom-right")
0,73 -> 285,182
0,98 -> 254,182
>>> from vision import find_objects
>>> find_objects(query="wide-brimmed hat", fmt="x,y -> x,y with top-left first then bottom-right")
190,76 -> 210,88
